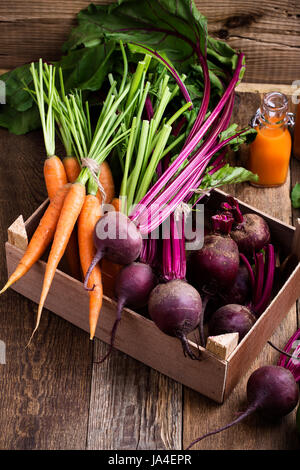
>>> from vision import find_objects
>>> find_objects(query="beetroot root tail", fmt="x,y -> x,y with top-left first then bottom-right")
177,332 -> 201,360
95,299 -> 125,364
83,250 -> 103,291
185,405 -> 257,450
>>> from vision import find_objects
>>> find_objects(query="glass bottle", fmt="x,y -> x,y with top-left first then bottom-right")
248,92 -> 292,187
293,103 -> 300,160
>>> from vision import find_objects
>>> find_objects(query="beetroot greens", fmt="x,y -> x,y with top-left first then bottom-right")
186,365 -> 299,449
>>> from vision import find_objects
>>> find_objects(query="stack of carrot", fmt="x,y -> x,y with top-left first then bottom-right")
0,59 -> 127,341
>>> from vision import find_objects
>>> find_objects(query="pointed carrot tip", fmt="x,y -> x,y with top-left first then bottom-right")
25,331 -> 35,349
90,333 -> 95,341
0,281 -> 10,295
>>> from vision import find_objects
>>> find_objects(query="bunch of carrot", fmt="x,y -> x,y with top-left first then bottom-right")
1,45 -> 191,344
1,59 -> 128,341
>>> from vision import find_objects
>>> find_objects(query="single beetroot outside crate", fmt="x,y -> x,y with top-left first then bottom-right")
4,189 -> 300,403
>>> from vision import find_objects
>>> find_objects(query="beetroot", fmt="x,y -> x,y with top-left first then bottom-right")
220,264 -> 251,306
189,233 -> 239,291
230,213 -> 270,255
148,279 -> 202,359
84,211 -> 142,288
186,365 -> 299,449
208,304 -> 256,342
99,262 -> 157,363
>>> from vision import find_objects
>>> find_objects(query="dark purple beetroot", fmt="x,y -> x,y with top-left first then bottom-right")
84,211 -> 143,290
186,365 -> 299,449
230,213 -> 270,255
115,262 -> 157,310
94,211 -> 143,265
98,262 -> 157,363
148,279 -> 202,359
208,304 -> 256,342
220,264 -> 251,306
247,366 -> 299,418
189,233 -> 239,291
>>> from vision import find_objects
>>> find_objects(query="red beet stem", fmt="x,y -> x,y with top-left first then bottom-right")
277,328 -> 300,382
226,196 -> 244,224
254,245 -> 275,316
211,213 -> 234,235
268,341 -> 300,361
239,253 -> 255,291
253,252 -> 265,306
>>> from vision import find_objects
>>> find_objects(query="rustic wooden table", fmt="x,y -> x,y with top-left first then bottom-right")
0,88 -> 299,450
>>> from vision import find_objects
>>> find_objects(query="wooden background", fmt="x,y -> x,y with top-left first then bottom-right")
0,0 -> 300,452
1,87 -> 299,451
0,0 -> 299,84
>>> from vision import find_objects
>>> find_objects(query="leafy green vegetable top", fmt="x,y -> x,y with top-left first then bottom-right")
0,0 -> 242,136
291,183 -> 300,209
63,0 -> 208,62
63,0 -> 240,78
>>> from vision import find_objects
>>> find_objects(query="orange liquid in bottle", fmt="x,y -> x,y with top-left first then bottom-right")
248,92 -> 292,187
249,123 -> 291,186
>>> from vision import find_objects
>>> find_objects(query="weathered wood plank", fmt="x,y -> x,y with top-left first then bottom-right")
0,129 -> 92,449
200,0 -> 300,84
0,1 -> 299,84
87,342 -> 182,450
183,92 -> 299,450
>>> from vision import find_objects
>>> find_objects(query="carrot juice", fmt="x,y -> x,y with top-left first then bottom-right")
248,92 -> 292,187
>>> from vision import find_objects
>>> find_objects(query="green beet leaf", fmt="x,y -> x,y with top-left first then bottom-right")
291,183 -> 300,209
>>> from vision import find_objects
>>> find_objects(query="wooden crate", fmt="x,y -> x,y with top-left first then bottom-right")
4,189 -> 300,403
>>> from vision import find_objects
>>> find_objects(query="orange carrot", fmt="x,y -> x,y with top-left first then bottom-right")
111,197 -> 121,212
101,259 -> 123,298
60,156 -> 82,279
61,157 -> 114,204
0,184 -> 71,294
96,161 -> 115,204
32,182 -> 86,338
78,194 -> 103,339
63,156 -> 81,184
44,155 -> 68,200
64,229 -> 82,280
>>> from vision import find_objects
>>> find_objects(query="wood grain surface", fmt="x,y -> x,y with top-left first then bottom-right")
0,87 -> 299,450
0,1 -> 300,84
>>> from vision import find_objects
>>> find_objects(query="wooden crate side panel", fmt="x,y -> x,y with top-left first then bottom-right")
224,262 -> 300,399
5,243 -> 227,403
